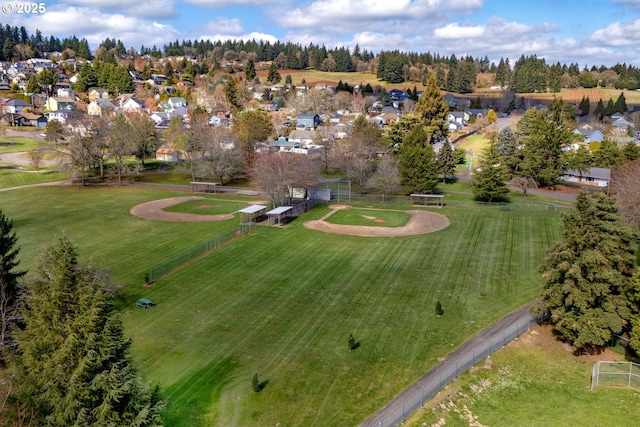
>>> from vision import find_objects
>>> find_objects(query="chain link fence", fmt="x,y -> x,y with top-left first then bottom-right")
362,309 -> 543,427
591,361 -> 640,390
147,224 -> 254,283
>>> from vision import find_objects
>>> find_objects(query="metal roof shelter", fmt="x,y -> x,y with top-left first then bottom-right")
191,181 -> 219,193
238,205 -> 267,224
410,194 -> 444,208
266,206 -> 294,226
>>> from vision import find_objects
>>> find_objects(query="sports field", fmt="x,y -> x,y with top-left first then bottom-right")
0,186 -> 563,426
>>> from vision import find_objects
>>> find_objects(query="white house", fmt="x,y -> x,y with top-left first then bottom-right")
561,167 -> 610,188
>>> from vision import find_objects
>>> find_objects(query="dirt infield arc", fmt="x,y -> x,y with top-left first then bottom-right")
131,198 -> 451,236
303,205 -> 450,237
130,196 -> 236,222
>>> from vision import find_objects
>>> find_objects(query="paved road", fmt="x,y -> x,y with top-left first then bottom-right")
360,302 -> 540,427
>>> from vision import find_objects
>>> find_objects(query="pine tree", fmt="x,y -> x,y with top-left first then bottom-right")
536,192 -> 638,351
413,76 -> 449,143
399,124 -> 439,193
15,235 -> 164,425
245,57 -> 256,81
470,143 -> 509,202
267,62 -> 281,84
0,210 -> 25,365
436,141 -> 456,182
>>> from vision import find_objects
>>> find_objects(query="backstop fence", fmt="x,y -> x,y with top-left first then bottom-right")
147,223 -> 254,283
591,361 -> 640,390
362,311 -> 543,427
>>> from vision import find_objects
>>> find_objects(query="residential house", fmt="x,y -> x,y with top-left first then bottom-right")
45,96 -> 75,111
572,127 -> 604,144
87,98 -> 116,118
56,87 -> 76,98
150,111 -> 173,124
447,111 -> 468,127
88,88 -> 110,101
15,112 -> 47,127
443,93 -> 459,108
119,96 -> 145,113
296,113 -> 320,129
561,167 -> 610,188
288,129 -> 317,145
3,98 -> 33,114
167,97 -> 187,108
432,141 -> 457,155
46,109 -> 77,124
612,117 -> 633,131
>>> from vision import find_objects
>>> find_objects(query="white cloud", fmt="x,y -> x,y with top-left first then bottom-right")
21,5 -> 180,49
274,0 -> 482,31
434,23 -> 484,39
59,0 -> 176,19
591,19 -> 640,47
185,0 -> 284,6
198,17 -> 278,43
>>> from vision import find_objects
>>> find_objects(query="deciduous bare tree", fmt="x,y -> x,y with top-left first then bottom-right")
25,150 -> 45,175
610,158 -> 640,227
250,152 -> 321,206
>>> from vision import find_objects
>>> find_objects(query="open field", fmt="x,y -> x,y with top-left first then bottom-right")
256,68 -> 640,109
0,135 -> 42,153
407,324 -> 640,427
0,185 -> 563,426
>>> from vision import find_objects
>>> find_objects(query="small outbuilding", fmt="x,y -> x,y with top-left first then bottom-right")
191,181 -> 219,193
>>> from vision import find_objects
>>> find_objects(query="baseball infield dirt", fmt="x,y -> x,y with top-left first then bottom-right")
302,205 -> 450,237
130,196 -> 236,222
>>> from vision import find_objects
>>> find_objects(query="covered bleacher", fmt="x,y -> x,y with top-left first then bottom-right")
410,194 -> 444,208
238,205 -> 267,224
191,181 -> 219,193
266,206 -> 294,226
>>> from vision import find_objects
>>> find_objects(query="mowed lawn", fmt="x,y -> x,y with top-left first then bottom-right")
325,207 -> 411,227
0,186 -> 563,426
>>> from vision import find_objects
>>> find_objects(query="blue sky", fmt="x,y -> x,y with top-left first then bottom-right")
4,0 -> 640,66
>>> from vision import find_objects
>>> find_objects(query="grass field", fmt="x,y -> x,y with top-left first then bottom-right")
324,208 -> 411,227
0,135 -> 42,153
0,185 -> 564,426
407,324 -> 640,427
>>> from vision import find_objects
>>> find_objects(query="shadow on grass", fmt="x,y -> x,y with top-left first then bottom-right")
162,356 -> 240,427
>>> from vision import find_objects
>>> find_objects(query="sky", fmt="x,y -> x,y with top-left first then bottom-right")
3,0 -> 640,67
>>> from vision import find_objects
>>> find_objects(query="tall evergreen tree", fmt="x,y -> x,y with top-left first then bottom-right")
519,103 -> 570,188
470,142 -> 509,202
413,76 -> 449,143
436,141 -> 456,182
536,192 -> 638,350
245,57 -> 256,81
15,235 -> 163,425
399,124 -> 438,193
0,210 -> 25,365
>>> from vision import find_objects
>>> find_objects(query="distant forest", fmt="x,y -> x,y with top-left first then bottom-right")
2,22 -> 640,94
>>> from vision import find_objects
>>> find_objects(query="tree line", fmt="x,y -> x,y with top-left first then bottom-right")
5,21 -> 640,93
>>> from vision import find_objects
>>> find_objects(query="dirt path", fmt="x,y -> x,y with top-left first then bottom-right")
130,196 -> 235,222
303,205 -> 450,237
